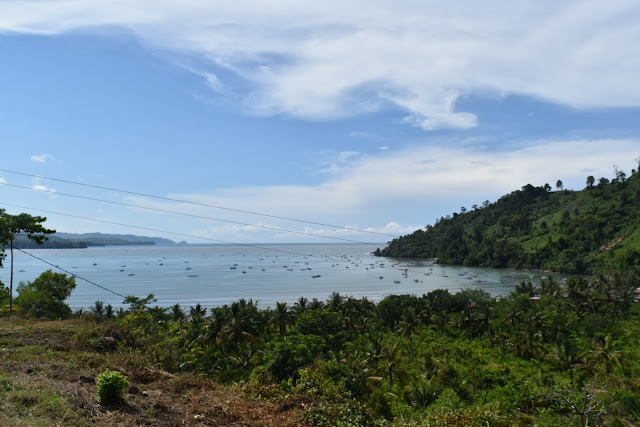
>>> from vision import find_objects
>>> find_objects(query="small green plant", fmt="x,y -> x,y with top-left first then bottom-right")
96,369 -> 129,405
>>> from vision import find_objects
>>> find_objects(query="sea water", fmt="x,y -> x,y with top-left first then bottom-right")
0,244 -> 558,310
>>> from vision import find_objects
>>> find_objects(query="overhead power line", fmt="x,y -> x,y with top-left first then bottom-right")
0,182 -> 382,245
0,168 -> 400,238
0,203 -> 380,260
14,247 -> 129,301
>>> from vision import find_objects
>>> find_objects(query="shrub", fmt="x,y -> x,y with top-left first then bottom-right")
14,270 -> 76,319
96,369 -> 129,405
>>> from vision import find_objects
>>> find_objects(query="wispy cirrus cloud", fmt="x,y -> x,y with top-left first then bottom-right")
1,1 -> 639,130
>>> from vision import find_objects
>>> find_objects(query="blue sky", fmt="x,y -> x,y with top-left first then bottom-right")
1,1 -> 639,244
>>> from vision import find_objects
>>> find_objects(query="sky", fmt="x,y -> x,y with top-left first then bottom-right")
0,0 -> 639,245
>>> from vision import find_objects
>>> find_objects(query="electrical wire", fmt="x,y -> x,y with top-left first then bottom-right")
0,168 -> 400,238
1,206 -> 438,311
0,203 -> 381,260
0,182 -> 382,245
14,247 -> 129,301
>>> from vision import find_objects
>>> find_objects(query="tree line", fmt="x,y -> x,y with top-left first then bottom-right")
378,166 -> 640,274
53,270 -> 638,425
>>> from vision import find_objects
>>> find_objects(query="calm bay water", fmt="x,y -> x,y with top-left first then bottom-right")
1,244 -> 560,310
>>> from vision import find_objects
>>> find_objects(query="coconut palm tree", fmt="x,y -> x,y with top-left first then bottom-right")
583,334 -> 621,374
396,307 -> 420,362
293,297 -> 308,316
327,292 -> 344,312
379,342 -> 400,391
170,304 -> 186,323
217,302 -> 257,352
272,301 -> 291,337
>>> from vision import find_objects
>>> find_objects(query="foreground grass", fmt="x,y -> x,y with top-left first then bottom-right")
0,317 -> 306,426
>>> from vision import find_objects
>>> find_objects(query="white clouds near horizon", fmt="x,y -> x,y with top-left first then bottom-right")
2,1 -> 639,130
119,138 -> 639,242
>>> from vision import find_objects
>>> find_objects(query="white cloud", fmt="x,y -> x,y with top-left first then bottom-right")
30,154 -> 53,163
2,1 -> 639,130
118,138 -> 639,242
0,178 -> 6,184
183,66 -> 227,93
29,176 -> 57,197
31,184 -> 56,194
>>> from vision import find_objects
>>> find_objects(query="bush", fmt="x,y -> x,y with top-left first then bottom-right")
263,333 -> 325,381
14,270 -> 76,319
368,390 -> 393,420
96,369 -> 129,405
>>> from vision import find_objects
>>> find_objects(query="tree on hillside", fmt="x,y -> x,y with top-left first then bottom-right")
0,283 -> 9,311
272,301 -> 292,337
556,180 -> 564,190
0,211 -> 55,316
14,270 -> 76,319
396,307 -> 420,362
586,176 -> 595,188
544,183 -> 552,192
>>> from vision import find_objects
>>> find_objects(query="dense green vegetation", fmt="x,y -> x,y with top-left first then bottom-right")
14,270 -> 77,320
3,174 -> 640,425
379,167 -> 640,274
64,270 -> 638,426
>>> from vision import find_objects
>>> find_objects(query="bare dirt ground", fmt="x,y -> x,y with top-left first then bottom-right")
0,318 -> 308,426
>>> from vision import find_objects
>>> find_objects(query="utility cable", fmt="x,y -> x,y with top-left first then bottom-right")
0,168 -> 400,238
3,206 -> 445,307
14,247 -> 129,301
0,203 -> 380,261
0,182 -> 380,245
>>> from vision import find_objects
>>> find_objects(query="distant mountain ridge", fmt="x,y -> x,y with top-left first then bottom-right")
378,168 -> 640,274
55,232 -> 176,245
12,233 -> 176,249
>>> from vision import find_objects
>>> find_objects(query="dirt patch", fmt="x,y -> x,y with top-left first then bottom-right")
0,318 -> 309,426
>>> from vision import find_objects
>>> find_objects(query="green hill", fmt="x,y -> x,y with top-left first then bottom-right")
379,169 -> 640,274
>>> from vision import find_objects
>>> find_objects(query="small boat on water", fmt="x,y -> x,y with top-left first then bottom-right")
312,275 -> 321,278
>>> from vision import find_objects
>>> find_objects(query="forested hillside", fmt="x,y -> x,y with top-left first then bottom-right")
379,167 -> 640,274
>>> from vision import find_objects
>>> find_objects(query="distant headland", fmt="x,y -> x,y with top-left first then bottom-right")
11,232 -> 177,249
